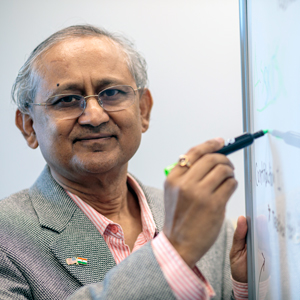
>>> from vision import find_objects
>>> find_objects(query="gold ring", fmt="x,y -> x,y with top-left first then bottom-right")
178,155 -> 192,168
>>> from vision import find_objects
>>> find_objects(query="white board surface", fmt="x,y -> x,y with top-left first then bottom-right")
241,0 -> 300,298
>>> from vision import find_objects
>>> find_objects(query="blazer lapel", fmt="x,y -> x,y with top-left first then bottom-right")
30,167 -> 164,286
49,208 -> 116,286
30,166 -> 116,286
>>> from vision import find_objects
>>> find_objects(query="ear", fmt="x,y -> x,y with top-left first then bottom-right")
15,109 -> 39,149
139,89 -> 153,133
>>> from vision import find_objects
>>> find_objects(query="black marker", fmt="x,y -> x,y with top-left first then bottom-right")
216,130 -> 268,155
164,130 -> 268,176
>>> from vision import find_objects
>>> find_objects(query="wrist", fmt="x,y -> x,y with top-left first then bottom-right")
162,228 -> 202,268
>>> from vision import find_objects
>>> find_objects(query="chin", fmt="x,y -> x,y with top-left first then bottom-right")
70,155 -> 125,175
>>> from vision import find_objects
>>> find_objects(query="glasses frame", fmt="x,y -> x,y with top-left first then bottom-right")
28,85 -> 141,119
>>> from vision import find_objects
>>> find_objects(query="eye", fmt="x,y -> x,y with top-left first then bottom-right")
57,95 -> 81,103
50,95 -> 83,109
101,88 -> 120,97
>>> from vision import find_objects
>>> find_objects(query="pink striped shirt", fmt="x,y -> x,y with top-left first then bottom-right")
232,278 -> 249,299
66,174 -> 247,299
232,276 -> 268,300
67,175 -> 156,263
152,231 -> 215,299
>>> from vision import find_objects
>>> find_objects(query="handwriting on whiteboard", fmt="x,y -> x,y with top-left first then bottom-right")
254,45 -> 285,112
268,204 -> 300,243
256,161 -> 274,187
278,0 -> 298,10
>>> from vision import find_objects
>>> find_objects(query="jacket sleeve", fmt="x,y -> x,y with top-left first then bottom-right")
0,251 -> 32,300
68,219 -> 238,300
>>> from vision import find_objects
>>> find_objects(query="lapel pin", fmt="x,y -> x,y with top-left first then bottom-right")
66,257 -> 88,265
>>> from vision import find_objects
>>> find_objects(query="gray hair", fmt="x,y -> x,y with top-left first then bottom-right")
11,24 -> 148,113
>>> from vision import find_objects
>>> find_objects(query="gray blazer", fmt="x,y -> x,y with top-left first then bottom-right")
0,166 -> 234,299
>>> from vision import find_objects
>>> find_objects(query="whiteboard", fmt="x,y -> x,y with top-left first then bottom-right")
240,0 -> 300,299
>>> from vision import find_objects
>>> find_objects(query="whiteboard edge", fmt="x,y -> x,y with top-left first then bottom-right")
239,0 -> 256,298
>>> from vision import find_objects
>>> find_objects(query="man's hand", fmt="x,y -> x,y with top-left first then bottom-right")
163,138 -> 238,268
230,216 -> 248,283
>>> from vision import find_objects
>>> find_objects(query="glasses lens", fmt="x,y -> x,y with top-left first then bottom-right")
47,95 -> 85,120
99,85 -> 136,112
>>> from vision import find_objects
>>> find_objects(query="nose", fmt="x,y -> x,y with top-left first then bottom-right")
78,96 -> 109,127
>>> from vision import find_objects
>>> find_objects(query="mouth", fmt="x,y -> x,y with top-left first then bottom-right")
74,134 -> 116,143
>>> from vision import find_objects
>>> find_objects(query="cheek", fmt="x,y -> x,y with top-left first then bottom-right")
123,113 -> 143,153
33,115 -> 75,153
119,108 -> 143,137
111,108 -> 143,153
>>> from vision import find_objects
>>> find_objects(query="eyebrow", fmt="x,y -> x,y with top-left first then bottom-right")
50,78 -> 130,97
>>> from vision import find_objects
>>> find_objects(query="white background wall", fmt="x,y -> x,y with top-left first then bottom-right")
0,0 -> 245,223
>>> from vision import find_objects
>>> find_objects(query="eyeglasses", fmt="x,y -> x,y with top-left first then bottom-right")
29,85 -> 139,120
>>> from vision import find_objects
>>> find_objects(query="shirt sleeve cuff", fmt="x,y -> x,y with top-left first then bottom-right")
232,275 -> 270,300
231,276 -> 248,299
151,232 -> 215,300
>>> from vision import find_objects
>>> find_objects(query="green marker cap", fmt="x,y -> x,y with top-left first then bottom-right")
164,162 -> 177,176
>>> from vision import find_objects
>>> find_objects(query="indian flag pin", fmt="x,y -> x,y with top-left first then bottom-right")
76,257 -> 88,265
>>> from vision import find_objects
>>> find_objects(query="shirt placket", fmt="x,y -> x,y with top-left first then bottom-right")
104,223 -> 131,264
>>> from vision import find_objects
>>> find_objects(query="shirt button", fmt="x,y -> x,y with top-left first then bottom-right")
111,225 -> 118,234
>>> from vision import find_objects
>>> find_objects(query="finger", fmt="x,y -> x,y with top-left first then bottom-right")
211,176 -> 238,207
187,154 -> 234,186
231,216 -> 248,253
203,163 -> 235,193
170,138 -> 224,177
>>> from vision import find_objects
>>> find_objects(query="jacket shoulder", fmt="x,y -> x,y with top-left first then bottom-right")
0,189 -> 31,213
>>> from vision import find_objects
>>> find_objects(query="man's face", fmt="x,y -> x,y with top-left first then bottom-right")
22,37 -> 151,182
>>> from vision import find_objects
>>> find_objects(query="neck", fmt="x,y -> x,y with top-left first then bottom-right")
50,166 -> 137,220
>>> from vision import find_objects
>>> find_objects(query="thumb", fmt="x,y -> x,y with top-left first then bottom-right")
231,216 -> 248,253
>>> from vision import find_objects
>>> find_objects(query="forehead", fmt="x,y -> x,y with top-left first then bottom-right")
35,36 -> 133,96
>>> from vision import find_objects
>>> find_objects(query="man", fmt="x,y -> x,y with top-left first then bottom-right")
0,25 -> 247,299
